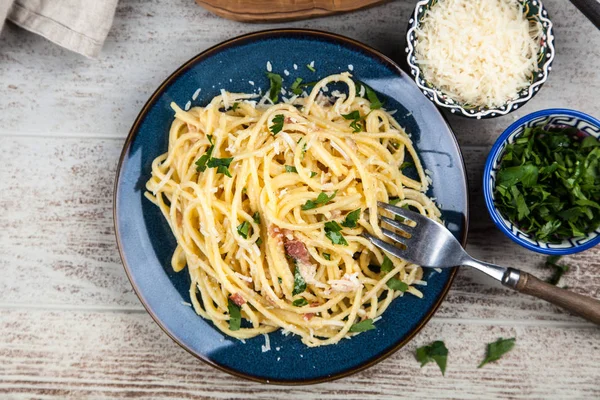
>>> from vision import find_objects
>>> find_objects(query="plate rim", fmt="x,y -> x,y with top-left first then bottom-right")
113,28 -> 469,385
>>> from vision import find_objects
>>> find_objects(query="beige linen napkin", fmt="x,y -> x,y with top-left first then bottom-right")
0,0 -> 118,58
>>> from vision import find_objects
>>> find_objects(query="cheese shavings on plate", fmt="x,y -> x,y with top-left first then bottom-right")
414,0 -> 542,108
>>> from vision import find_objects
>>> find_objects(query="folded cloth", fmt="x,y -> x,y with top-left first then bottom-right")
0,0 -> 118,58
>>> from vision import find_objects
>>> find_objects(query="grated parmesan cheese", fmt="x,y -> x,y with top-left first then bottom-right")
414,0 -> 542,108
261,333 -> 271,352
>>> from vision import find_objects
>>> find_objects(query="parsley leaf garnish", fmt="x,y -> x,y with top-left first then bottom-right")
290,77 -> 303,95
544,255 -> 570,285
349,318 -> 375,332
355,80 -> 383,109
400,161 -> 413,170
341,208 -> 361,228
310,171 -> 318,178
386,278 -> 409,292
324,220 -> 348,246
342,110 -> 363,133
266,72 -> 283,103
237,221 -> 250,239
380,255 -> 394,273
416,341 -> 448,375
255,237 -> 262,246
227,298 -> 241,331
322,252 -> 331,260
292,298 -> 308,307
301,191 -> 337,210
207,157 -> 234,177
292,265 -> 306,296
270,114 -> 285,135
195,134 -> 214,172
231,102 -> 239,111
285,165 -> 298,173
494,127 -> 600,242
253,212 -> 260,224
478,337 -> 516,368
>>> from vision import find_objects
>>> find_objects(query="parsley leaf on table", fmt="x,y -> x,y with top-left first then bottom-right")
544,255 -> 570,285
478,337 -> 516,368
416,340 -> 448,375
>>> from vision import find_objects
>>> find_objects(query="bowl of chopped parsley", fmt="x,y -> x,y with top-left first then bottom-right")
484,109 -> 600,255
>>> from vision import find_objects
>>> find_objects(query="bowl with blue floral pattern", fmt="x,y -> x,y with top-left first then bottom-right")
405,0 -> 555,119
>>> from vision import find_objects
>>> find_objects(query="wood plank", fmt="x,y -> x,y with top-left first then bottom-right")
0,0 -> 598,147
1,137 -> 598,323
0,309 -> 598,399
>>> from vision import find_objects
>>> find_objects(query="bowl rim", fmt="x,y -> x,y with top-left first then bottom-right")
483,108 -> 600,255
405,0 -> 555,119
112,27 -> 469,385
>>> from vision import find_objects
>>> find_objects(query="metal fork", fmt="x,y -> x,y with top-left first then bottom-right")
363,202 -> 600,325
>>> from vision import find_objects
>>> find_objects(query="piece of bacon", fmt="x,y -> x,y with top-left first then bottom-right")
229,293 -> 246,306
303,313 -> 315,321
284,239 -> 310,265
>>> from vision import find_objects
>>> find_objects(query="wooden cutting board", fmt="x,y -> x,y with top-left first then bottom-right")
195,0 -> 389,22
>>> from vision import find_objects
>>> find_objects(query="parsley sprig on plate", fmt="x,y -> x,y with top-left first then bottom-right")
494,126 -> 600,242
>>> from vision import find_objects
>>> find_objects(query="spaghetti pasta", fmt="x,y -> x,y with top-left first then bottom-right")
145,72 -> 440,347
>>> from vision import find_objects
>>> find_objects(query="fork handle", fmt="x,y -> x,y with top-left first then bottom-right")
507,269 -> 600,325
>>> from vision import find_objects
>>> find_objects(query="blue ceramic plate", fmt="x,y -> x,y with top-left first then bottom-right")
114,29 -> 468,384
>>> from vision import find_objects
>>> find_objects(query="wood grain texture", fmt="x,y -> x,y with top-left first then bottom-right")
194,0 -> 388,22
0,309 -> 599,399
1,0 -> 600,397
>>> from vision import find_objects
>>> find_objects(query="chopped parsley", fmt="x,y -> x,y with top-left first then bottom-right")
478,337 -> 516,368
494,126 -> 600,242
544,255 -> 570,285
322,253 -> 331,261
207,157 -> 234,177
277,277 -> 282,284
380,255 -> 394,273
416,341 -> 448,375
341,208 -> 361,228
292,266 -> 306,296
306,63 -> 316,72
400,161 -> 413,170
386,278 -> 409,292
292,298 -> 308,307
270,114 -> 285,135
301,190 -> 337,210
349,318 -> 375,332
253,212 -> 260,224
290,77 -> 303,95
227,298 -> 241,331
285,165 -> 298,173
231,102 -> 240,111
195,134 -> 214,172
237,221 -> 250,239
342,110 -> 363,133
266,72 -> 283,103
355,80 -> 383,109
310,171 -> 318,178
324,221 -> 348,246
255,237 -> 262,246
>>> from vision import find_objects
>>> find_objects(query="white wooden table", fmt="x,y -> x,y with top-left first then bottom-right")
1,1 -> 599,398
